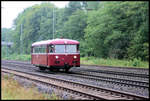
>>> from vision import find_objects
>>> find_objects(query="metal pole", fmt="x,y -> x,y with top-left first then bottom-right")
53,7 -> 55,39
5,31 -> 8,57
2,7 -> 8,57
20,24 -> 22,54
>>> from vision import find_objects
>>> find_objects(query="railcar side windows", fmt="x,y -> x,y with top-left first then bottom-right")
33,47 -> 39,53
33,46 -> 46,53
40,46 -> 46,53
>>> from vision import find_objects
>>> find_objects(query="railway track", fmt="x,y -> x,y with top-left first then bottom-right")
2,60 -> 149,89
2,60 -> 149,98
81,64 -> 149,74
63,72 -> 149,89
2,61 -> 148,83
2,67 -> 148,100
2,59 -> 149,71
72,68 -> 149,78
2,60 -> 149,76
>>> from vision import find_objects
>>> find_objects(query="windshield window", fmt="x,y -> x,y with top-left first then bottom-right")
54,45 -> 77,53
66,45 -> 77,53
55,45 -> 65,53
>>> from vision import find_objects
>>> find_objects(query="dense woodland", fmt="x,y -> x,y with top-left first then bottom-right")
2,1 -> 149,61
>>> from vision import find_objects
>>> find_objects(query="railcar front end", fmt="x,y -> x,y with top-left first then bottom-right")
47,44 -> 80,71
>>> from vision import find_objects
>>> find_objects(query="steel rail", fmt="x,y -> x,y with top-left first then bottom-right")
2,67 -> 148,100
2,62 -> 149,89
2,60 -> 149,78
2,59 -> 149,71
73,68 -> 149,78
62,72 -> 149,89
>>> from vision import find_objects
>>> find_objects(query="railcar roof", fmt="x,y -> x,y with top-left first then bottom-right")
32,38 -> 79,46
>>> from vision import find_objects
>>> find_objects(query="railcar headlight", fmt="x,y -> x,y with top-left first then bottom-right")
74,56 -> 77,59
55,56 -> 59,59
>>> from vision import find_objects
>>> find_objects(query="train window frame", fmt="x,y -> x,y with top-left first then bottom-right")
33,45 -> 46,54
33,46 -> 38,53
55,44 -> 65,53
77,44 -> 80,53
49,45 -> 55,53
66,45 -> 77,53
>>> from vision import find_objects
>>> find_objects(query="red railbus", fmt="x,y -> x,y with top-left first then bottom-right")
31,38 -> 80,72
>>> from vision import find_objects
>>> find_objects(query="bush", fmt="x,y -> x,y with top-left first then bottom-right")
132,58 -> 141,67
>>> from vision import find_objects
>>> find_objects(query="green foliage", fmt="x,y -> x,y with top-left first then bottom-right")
132,58 -> 141,67
1,46 -> 13,58
2,1 -> 149,63
87,1 -> 100,10
64,1 -> 82,17
84,1 -> 149,61
81,1 -> 100,10
1,28 -> 13,42
63,10 -> 87,40
12,3 -> 55,54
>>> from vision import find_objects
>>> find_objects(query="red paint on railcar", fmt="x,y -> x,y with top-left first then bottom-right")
31,38 -> 80,71
32,54 -> 47,66
47,54 -> 80,67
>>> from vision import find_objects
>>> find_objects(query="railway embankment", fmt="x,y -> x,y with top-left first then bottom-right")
1,74 -> 60,100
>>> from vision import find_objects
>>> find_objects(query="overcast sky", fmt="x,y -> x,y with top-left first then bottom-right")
1,1 -> 69,28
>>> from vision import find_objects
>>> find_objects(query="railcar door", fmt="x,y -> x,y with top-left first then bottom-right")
47,44 -> 55,66
37,45 -> 47,66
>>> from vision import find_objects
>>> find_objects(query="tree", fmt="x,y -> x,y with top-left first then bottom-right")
126,2 -> 149,61
62,10 -> 87,40
1,28 -> 13,42
12,3 -> 55,54
84,1 -> 149,60
64,1 -> 82,17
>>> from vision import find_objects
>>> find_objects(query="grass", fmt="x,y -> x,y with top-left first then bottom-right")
2,74 -> 60,100
81,57 -> 149,69
2,54 -> 31,61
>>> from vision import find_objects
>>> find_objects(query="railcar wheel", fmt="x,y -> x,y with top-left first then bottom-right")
65,68 -> 70,72
49,68 -> 54,71
39,66 -> 46,71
